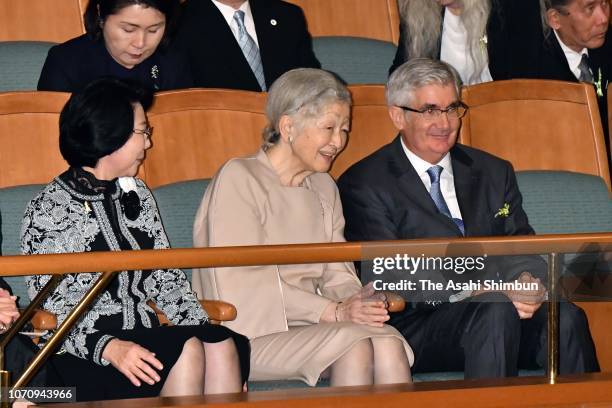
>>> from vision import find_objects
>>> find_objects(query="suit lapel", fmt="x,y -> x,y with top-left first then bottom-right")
543,34 -> 577,82
203,0 -> 260,88
250,0 -> 276,86
588,33 -> 611,93
389,137 -> 463,235
450,146 -> 480,236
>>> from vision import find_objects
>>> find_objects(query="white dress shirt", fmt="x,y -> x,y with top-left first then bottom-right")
211,0 -> 260,47
440,8 -> 492,85
401,138 -> 464,221
554,30 -> 589,81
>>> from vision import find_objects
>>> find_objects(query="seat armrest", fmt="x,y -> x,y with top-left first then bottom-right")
148,300 -> 237,325
30,309 -> 57,331
383,291 -> 405,312
200,300 -> 237,323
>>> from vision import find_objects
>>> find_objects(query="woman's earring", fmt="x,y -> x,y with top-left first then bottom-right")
288,135 -> 294,144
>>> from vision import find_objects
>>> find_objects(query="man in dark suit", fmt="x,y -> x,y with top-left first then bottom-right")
511,0 -> 610,148
174,0 -> 320,91
338,58 -> 599,378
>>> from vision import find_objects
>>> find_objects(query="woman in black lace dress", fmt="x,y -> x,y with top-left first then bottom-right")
21,78 -> 249,402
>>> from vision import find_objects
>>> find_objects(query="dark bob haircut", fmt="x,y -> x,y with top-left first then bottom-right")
84,0 -> 181,46
59,77 -> 153,168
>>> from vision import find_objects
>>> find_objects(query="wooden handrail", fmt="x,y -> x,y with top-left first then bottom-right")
1,232 -> 611,398
1,233 -> 612,278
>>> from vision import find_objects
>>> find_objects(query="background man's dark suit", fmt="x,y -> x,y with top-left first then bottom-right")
337,136 -> 599,377
174,0 -> 320,91
506,5 -> 611,148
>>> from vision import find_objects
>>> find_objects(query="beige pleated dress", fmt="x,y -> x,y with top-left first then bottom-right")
192,150 -> 414,385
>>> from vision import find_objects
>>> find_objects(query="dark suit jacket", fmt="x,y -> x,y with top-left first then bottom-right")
389,0 -> 535,80
37,35 -> 193,92
337,137 -> 546,295
174,0 -> 320,91
517,31 -> 611,145
500,4 -> 611,147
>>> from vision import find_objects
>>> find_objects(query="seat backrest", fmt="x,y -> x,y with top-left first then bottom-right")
0,184 -> 46,304
313,37 -> 396,85
516,171 -> 612,234
460,79 -> 611,191
285,0 -> 400,44
0,0 -> 86,42
153,179 -> 210,249
145,88 -> 267,188
0,41 -> 56,91
330,85 -> 397,179
152,179 -> 211,282
0,91 -> 70,188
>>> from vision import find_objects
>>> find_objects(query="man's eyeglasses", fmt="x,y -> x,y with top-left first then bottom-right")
397,102 -> 469,120
133,126 -> 153,139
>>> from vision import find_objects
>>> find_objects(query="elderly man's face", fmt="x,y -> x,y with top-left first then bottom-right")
548,0 -> 610,52
389,83 -> 460,164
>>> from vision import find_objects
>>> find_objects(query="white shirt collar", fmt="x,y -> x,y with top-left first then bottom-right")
400,137 -> 454,178
210,0 -> 259,46
211,0 -> 250,21
554,29 -> 588,80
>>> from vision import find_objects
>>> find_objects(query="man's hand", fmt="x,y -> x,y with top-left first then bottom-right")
102,339 -> 164,387
504,272 -> 546,319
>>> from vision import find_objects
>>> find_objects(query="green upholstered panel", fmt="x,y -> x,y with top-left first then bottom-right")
153,179 -> 210,248
0,41 -> 55,91
153,179 -> 210,282
313,36 -> 396,84
0,184 -> 45,304
516,171 -> 612,234
516,171 -> 612,281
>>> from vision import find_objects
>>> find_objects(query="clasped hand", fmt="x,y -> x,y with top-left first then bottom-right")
102,339 -> 164,387
503,271 -> 547,319
336,282 -> 390,327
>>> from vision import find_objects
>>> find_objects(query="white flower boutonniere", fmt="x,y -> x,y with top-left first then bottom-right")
151,65 -> 159,80
495,203 -> 510,218
594,68 -> 604,97
479,34 -> 488,55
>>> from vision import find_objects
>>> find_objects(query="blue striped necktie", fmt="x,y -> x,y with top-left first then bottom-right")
426,165 -> 465,235
233,10 -> 267,91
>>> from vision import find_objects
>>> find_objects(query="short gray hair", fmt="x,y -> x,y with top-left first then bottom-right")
262,68 -> 351,148
539,0 -> 574,37
386,58 -> 461,107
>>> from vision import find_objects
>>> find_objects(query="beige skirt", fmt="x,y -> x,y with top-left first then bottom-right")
250,322 -> 414,385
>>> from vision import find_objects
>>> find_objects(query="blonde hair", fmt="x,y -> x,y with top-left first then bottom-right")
398,0 -> 491,84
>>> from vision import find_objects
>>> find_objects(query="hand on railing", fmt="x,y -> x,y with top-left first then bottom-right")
0,287 -> 19,333
102,339 -> 164,387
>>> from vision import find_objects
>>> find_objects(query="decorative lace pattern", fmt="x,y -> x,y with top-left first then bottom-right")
22,176 -> 208,365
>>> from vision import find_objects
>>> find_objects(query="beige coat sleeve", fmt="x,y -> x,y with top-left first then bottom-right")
318,184 -> 362,302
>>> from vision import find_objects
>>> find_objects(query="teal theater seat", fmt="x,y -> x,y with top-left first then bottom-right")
0,41 -> 55,91
0,184 -> 45,304
312,36 -> 396,84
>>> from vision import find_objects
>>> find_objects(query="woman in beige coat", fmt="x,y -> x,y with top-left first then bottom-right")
192,68 -> 413,386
